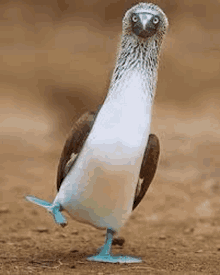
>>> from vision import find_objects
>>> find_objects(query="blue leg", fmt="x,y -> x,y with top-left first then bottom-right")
26,195 -> 67,227
87,228 -> 142,263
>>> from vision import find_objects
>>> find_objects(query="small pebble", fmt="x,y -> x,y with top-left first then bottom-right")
112,237 -> 125,246
31,209 -> 38,216
59,233 -> 67,238
195,250 -> 203,253
0,207 -> 9,214
159,235 -> 166,240
70,249 -> 79,253
82,236 -> 89,242
34,227 -> 49,233
184,227 -> 194,234
71,230 -> 79,235
170,247 -> 177,254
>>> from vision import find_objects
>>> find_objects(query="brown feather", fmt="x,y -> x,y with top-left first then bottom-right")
132,134 -> 160,210
56,109 -> 100,191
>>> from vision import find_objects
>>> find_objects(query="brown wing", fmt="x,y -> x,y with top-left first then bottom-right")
57,109 -> 100,191
132,134 -> 160,210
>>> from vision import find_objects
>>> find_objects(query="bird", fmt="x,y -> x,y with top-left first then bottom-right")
26,2 -> 168,263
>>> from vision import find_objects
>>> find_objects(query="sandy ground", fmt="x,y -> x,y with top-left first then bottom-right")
1,1 -> 220,274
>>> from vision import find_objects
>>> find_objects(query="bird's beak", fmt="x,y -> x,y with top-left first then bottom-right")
133,12 -> 157,38
138,13 -> 154,30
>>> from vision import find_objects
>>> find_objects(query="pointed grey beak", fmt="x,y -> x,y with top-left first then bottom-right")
138,13 -> 154,30
132,12 -> 159,38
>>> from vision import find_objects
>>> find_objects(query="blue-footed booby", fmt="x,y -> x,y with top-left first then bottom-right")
26,2 -> 168,263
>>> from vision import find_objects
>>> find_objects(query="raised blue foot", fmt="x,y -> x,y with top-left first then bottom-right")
87,228 -> 142,263
26,195 -> 67,227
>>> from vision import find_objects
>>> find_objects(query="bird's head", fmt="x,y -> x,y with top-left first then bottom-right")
111,3 -> 168,92
122,3 -> 168,42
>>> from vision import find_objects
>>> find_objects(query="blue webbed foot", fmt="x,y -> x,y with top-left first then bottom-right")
87,228 -> 142,263
25,195 -> 67,227
87,254 -> 141,263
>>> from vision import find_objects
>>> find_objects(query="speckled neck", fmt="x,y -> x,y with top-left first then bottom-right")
109,36 -> 161,101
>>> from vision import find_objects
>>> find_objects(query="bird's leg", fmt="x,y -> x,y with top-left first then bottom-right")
87,228 -> 142,263
96,231 -> 125,253
96,228 -> 115,254
98,228 -> 114,256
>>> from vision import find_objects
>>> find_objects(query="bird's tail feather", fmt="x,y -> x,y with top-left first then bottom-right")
26,195 -> 67,227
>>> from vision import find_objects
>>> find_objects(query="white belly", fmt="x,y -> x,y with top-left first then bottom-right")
54,71 -> 152,231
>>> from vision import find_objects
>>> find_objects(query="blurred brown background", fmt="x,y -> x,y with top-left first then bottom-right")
1,0 -> 220,270
1,1 -> 220,273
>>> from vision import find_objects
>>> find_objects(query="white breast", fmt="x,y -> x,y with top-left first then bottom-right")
54,70 -> 152,231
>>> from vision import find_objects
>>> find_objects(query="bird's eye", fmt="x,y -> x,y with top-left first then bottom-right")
152,16 -> 159,24
132,15 -> 138,22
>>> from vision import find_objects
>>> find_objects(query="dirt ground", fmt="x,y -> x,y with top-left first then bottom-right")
1,1 -> 220,274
